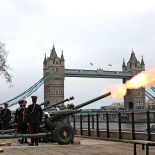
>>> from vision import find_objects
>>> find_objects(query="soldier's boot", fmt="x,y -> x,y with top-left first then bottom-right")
24,138 -> 28,143
20,138 -> 24,144
35,138 -> 39,146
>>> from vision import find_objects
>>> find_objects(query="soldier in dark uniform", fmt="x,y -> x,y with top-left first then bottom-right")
0,107 -> 3,130
18,100 -> 28,144
14,100 -> 23,133
1,103 -> 11,130
27,96 -> 43,146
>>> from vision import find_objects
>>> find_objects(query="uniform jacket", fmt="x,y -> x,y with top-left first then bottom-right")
15,107 -> 28,124
0,108 -> 11,122
14,108 -> 21,123
27,103 -> 43,124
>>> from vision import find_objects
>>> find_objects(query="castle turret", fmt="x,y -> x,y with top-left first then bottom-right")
61,50 -> 64,61
50,44 -> 58,59
122,58 -> 126,71
127,50 -> 137,71
141,55 -> 145,70
123,50 -> 145,111
43,53 -> 47,66
43,45 -> 65,107
126,49 -> 143,75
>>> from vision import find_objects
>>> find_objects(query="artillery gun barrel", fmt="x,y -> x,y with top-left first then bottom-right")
0,129 -> 16,134
0,133 -> 52,139
43,96 -> 74,111
50,109 -> 81,117
74,92 -> 111,110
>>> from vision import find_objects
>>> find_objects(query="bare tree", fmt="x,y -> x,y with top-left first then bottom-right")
0,41 -> 12,86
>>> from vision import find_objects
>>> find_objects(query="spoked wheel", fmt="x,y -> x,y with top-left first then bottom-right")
53,123 -> 74,145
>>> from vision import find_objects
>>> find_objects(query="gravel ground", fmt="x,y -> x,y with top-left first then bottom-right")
0,137 -> 155,155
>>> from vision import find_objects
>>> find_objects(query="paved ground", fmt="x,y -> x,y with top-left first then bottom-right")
0,137 -> 155,155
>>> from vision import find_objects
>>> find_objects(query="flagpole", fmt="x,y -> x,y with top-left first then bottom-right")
90,62 -> 93,70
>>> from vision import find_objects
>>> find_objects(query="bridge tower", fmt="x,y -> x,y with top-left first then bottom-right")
43,45 -> 65,107
122,50 -> 145,110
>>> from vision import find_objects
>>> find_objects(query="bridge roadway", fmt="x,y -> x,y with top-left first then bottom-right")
1,137 -> 155,155
64,69 -> 133,79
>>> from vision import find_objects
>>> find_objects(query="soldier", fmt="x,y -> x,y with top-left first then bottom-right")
27,96 -> 43,146
0,103 -> 11,130
19,100 -> 28,144
0,107 -> 3,130
14,100 -> 23,133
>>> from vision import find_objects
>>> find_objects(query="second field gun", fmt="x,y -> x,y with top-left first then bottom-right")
43,96 -> 74,111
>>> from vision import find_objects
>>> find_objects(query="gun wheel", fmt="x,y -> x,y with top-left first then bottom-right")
53,123 -> 74,145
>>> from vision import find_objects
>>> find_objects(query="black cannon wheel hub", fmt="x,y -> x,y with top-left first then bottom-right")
53,123 -> 74,145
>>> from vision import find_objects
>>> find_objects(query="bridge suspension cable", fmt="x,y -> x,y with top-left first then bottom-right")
0,74 -> 49,107
151,86 -> 155,93
145,89 -> 155,103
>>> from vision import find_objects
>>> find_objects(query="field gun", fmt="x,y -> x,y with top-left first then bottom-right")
0,92 -> 111,145
42,92 -> 111,144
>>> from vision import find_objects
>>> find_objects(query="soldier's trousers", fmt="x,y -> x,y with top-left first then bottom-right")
2,121 -> 9,130
29,123 -> 39,144
20,123 -> 28,143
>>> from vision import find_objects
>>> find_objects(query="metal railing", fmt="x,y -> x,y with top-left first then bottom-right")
71,111 -> 155,141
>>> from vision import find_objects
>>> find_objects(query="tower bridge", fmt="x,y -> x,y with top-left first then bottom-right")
1,46 -> 146,111
44,46 -> 145,111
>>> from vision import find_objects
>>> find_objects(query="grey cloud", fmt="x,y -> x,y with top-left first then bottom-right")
1,1 -> 155,110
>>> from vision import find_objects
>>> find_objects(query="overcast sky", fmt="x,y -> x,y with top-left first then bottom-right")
0,0 -> 155,110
